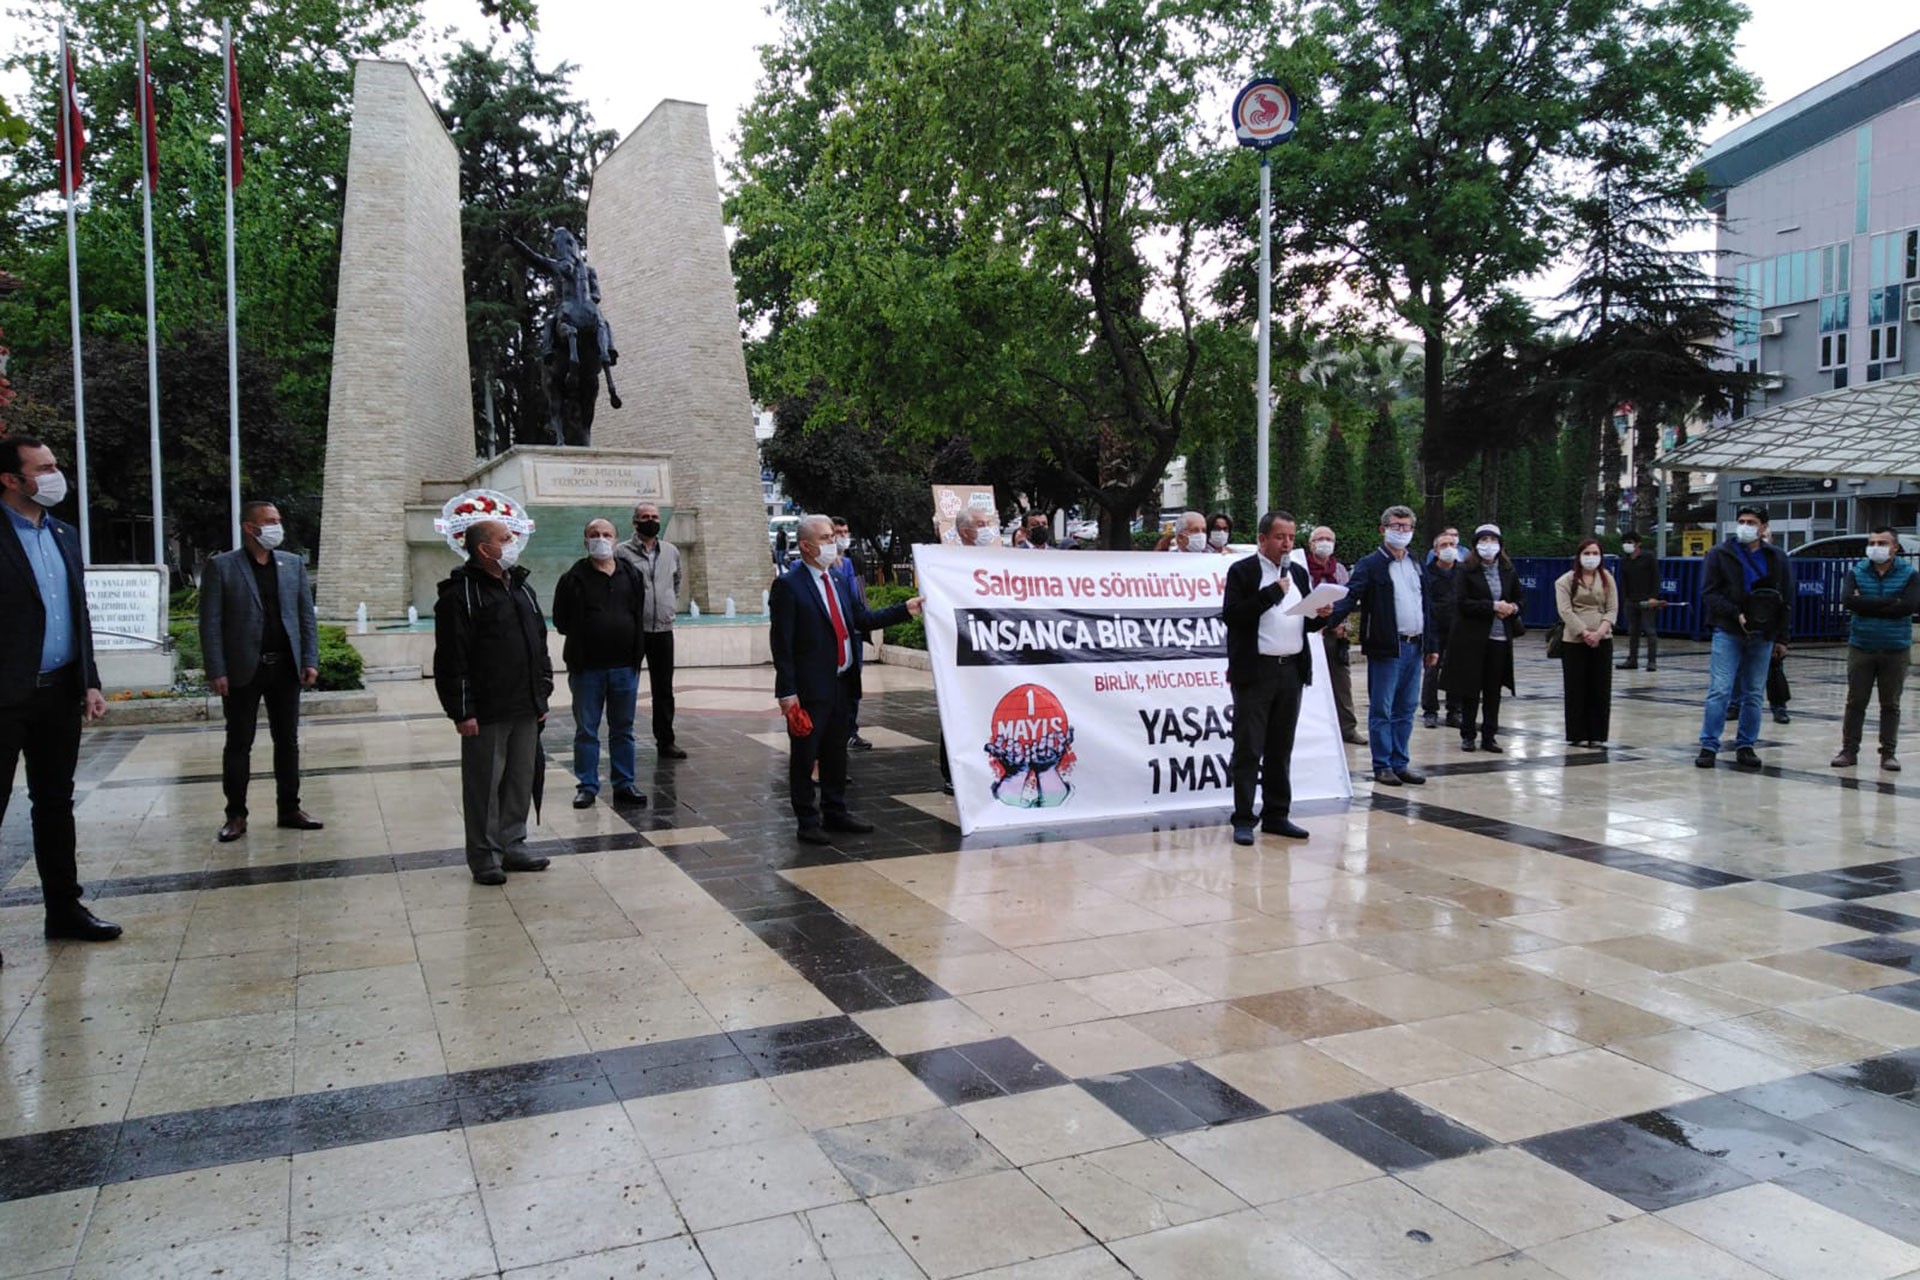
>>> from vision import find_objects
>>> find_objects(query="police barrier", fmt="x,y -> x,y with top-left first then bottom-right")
1510,556 -> 1865,642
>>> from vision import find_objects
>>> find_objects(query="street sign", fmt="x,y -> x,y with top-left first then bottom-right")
1232,78 -> 1298,149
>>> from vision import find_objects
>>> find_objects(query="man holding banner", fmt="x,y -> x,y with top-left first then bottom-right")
1224,512 -> 1332,845
771,515 -> 920,843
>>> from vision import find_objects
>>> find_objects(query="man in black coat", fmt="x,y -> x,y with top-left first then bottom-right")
1222,511 -> 1333,845
770,515 -> 919,843
0,436 -> 120,963
434,518 -> 556,884
1421,527 -> 1461,728
1697,505 -> 1793,770
1616,531 -> 1662,672
552,518 -> 647,810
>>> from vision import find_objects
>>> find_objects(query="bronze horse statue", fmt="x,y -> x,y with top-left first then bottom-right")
513,228 -> 621,447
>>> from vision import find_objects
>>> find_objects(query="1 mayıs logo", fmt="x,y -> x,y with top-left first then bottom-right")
985,683 -> 1076,809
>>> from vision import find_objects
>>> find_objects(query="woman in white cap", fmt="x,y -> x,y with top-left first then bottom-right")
1446,523 -> 1525,752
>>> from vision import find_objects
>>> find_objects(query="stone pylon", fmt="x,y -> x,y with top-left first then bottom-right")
317,61 -> 473,621
586,100 -> 767,613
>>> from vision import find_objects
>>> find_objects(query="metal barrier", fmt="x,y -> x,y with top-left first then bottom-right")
1510,555 -> 1868,642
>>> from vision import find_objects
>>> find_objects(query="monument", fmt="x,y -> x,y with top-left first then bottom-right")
318,65 -> 769,631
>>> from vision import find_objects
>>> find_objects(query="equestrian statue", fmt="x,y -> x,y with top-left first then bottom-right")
512,227 -> 621,447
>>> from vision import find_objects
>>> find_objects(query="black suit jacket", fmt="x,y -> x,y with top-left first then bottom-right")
0,510 -> 100,706
769,560 -> 908,707
1221,553 -> 1324,687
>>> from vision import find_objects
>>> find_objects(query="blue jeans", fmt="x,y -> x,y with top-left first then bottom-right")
570,665 -> 638,794
1700,631 -> 1772,752
1366,638 -> 1424,773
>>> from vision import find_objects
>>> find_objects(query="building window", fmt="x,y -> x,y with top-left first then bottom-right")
1819,330 -> 1848,369
1821,242 -> 1852,296
1869,325 -> 1900,364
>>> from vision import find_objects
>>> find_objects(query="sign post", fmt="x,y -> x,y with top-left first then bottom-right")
1231,78 -> 1299,520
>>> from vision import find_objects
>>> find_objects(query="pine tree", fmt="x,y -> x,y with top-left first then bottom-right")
1361,401 -> 1408,517
1314,421 -> 1361,535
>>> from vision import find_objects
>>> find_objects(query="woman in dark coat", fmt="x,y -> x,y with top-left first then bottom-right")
1447,523 -> 1526,753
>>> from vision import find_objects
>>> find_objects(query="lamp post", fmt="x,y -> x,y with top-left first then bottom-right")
1231,78 -> 1299,518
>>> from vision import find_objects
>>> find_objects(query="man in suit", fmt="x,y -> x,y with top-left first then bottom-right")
1326,504 -> 1437,787
770,514 -> 920,843
830,515 -> 877,752
199,500 -> 324,842
1224,511 -> 1333,845
0,435 -> 121,963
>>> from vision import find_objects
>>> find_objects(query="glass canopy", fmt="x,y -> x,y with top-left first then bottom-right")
1658,373 -> 1920,477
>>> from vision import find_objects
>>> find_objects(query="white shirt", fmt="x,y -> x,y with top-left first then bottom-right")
1257,555 -> 1306,657
807,563 -> 851,673
1387,551 -> 1424,637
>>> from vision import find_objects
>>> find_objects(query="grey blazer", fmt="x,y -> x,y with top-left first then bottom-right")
198,547 -> 320,687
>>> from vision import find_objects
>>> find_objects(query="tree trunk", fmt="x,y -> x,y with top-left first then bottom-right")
1631,416 -> 1658,533
1578,415 -> 1603,536
1478,451 -> 1501,526
1419,320 -> 1449,531
1600,411 -> 1624,535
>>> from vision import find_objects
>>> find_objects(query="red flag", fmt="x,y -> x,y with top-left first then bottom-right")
225,33 -> 242,188
53,42 -> 85,196
139,33 -> 158,190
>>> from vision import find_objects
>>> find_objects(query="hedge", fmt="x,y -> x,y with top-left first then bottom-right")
865,583 -> 925,650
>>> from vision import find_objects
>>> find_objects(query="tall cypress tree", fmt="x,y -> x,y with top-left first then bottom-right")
1314,421 -> 1361,534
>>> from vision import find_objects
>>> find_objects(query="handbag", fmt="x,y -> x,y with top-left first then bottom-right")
1544,622 -> 1565,658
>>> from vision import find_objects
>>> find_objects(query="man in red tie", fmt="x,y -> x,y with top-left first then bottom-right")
769,515 -> 921,843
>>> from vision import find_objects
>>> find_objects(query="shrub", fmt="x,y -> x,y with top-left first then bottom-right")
866,583 -> 925,650
168,586 -> 200,619
168,619 -> 203,669
316,625 -> 365,691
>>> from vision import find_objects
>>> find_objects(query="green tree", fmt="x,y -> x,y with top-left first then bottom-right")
439,40 -> 617,456
1270,0 -> 1757,530
1313,420 -> 1360,535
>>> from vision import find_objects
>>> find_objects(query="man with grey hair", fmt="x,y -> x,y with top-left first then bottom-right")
617,499 -> 686,759
1171,511 -> 1209,553
953,509 -> 995,547
435,518 -> 554,885
770,514 -> 921,843
1326,504 -> 1435,787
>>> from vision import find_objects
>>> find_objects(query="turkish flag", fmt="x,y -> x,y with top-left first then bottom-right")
53,44 -> 84,196
139,36 -> 158,190
225,34 -> 243,188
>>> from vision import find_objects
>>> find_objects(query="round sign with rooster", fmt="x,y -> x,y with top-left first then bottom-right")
1232,78 -> 1298,149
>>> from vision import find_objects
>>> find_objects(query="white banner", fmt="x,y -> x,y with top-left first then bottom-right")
913,545 -> 1351,835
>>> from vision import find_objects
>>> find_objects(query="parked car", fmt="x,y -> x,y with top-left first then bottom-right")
1788,532 -> 1920,559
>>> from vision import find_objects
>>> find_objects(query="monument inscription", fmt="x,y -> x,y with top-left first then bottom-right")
526,459 -> 670,504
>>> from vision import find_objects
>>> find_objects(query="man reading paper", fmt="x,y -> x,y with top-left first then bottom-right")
1222,512 -> 1333,846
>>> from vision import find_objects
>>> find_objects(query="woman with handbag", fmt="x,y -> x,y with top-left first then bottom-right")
1555,538 -> 1618,747
1448,524 -> 1525,753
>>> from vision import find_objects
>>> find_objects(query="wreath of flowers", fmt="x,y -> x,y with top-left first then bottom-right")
434,489 -> 535,557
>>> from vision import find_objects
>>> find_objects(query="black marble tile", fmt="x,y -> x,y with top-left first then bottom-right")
0,1123 -> 122,1202
1818,1048 -> 1920,1098
1726,1073 -> 1869,1123
743,1033 -> 890,1078
1796,1093 -> 1920,1177
454,1076 -> 618,1126
593,1033 -> 739,1078
1779,1150 -> 1920,1247
1823,937 -> 1920,971
1794,901 -> 1920,934
728,1015 -> 863,1058
957,1037 -> 1070,1096
291,1075 -> 458,1126
1287,1099 -> 1429,1172
1521,1118 -> 1755,1211
291,1099 -> 463,1155
860,965 -> 950,1007
810,971 -> 897,1014
120,1097 -> 297,1141
1864,980 -> 1920,1013
1131,1062 -> 1268,1127
1077,1072 -> 1207,1137
1775,872 -> 1910,901
1625,1097 -> 1853,1181
1341,1091 -> 1496,1163
447,1051 -> 603,1097
898,1047 -> 1007,1106
607,1053 -> 760,1101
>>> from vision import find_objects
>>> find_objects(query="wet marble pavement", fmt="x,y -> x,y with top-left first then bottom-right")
5,648 -> 1920,1278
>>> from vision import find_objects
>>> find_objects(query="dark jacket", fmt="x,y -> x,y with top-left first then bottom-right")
1701,538 -> 1793,641
1328,546 -> 1432,660
552,556 -> 646,671
1446,557 -> 1526,698
1841,558 -> 1920,652
769,559 -> 909,707
1424,560 -> 1461,645
1618,549 -> 1660,604
0,510 -> 100,706
199,547 -> 321,687
433,561 -> 554,724
1221,554 -> 1324,687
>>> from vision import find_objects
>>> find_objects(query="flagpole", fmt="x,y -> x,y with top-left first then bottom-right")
138,19 -> 163,569
58,24 -> 91,565
223,17 -> 240,547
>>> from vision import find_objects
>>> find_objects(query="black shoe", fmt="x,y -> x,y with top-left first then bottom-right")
503,855 -> 551,872
1480,740 -> 1503,755
1460,738 -> 1477,752
824,815 -> 875,834
1645,664 -> 1658,672
1262,819 -> 1310,839
1443,712 -> 1459,729
217,816 -> 247,842
45,905 -> 122,942
1616,660 -> 1637,670
1423,713 -> 1438,729
573,787 -> 595,810
614,786 -> 648,807
1695,749 -> 1716,768
848,735 -> 874,752
1372,769 -> 1403,787
1341,731 -> 1369,746
277,809 -> 324,831
940,782 -> 954,796
1736,747 -> 1763,769
796,826 -> 833,845
658,744 -> 689,760
1232,825 -> 1255,846
1773,708 -> 1791,725
1395,767 -> 1427,785
473,868 -> 507,886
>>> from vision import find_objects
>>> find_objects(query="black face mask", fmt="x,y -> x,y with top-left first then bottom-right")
635,520 -> 661,539
1029,526 -> 1050,546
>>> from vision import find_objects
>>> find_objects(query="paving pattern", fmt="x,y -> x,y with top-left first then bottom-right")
4,647 -> 1920,1279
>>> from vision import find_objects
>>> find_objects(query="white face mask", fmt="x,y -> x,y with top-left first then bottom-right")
586,537 -> 615,561
834,535 -> 850,552
1311,540 -> 1335,558
1580,554 -> 1601,570
496,538 -> 523,570
254,522 -> 285,550
1477,542 -> 1500,561
1867,545 -> 1893,563
1621,544 -> 1639,556
25,468 -> 67,508
1436,546 -> 1458,564
1735,523 -> 1760,544
1184,533 -> 1207,553
1208,530 -> 1230,548
814,540 -> 840,566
